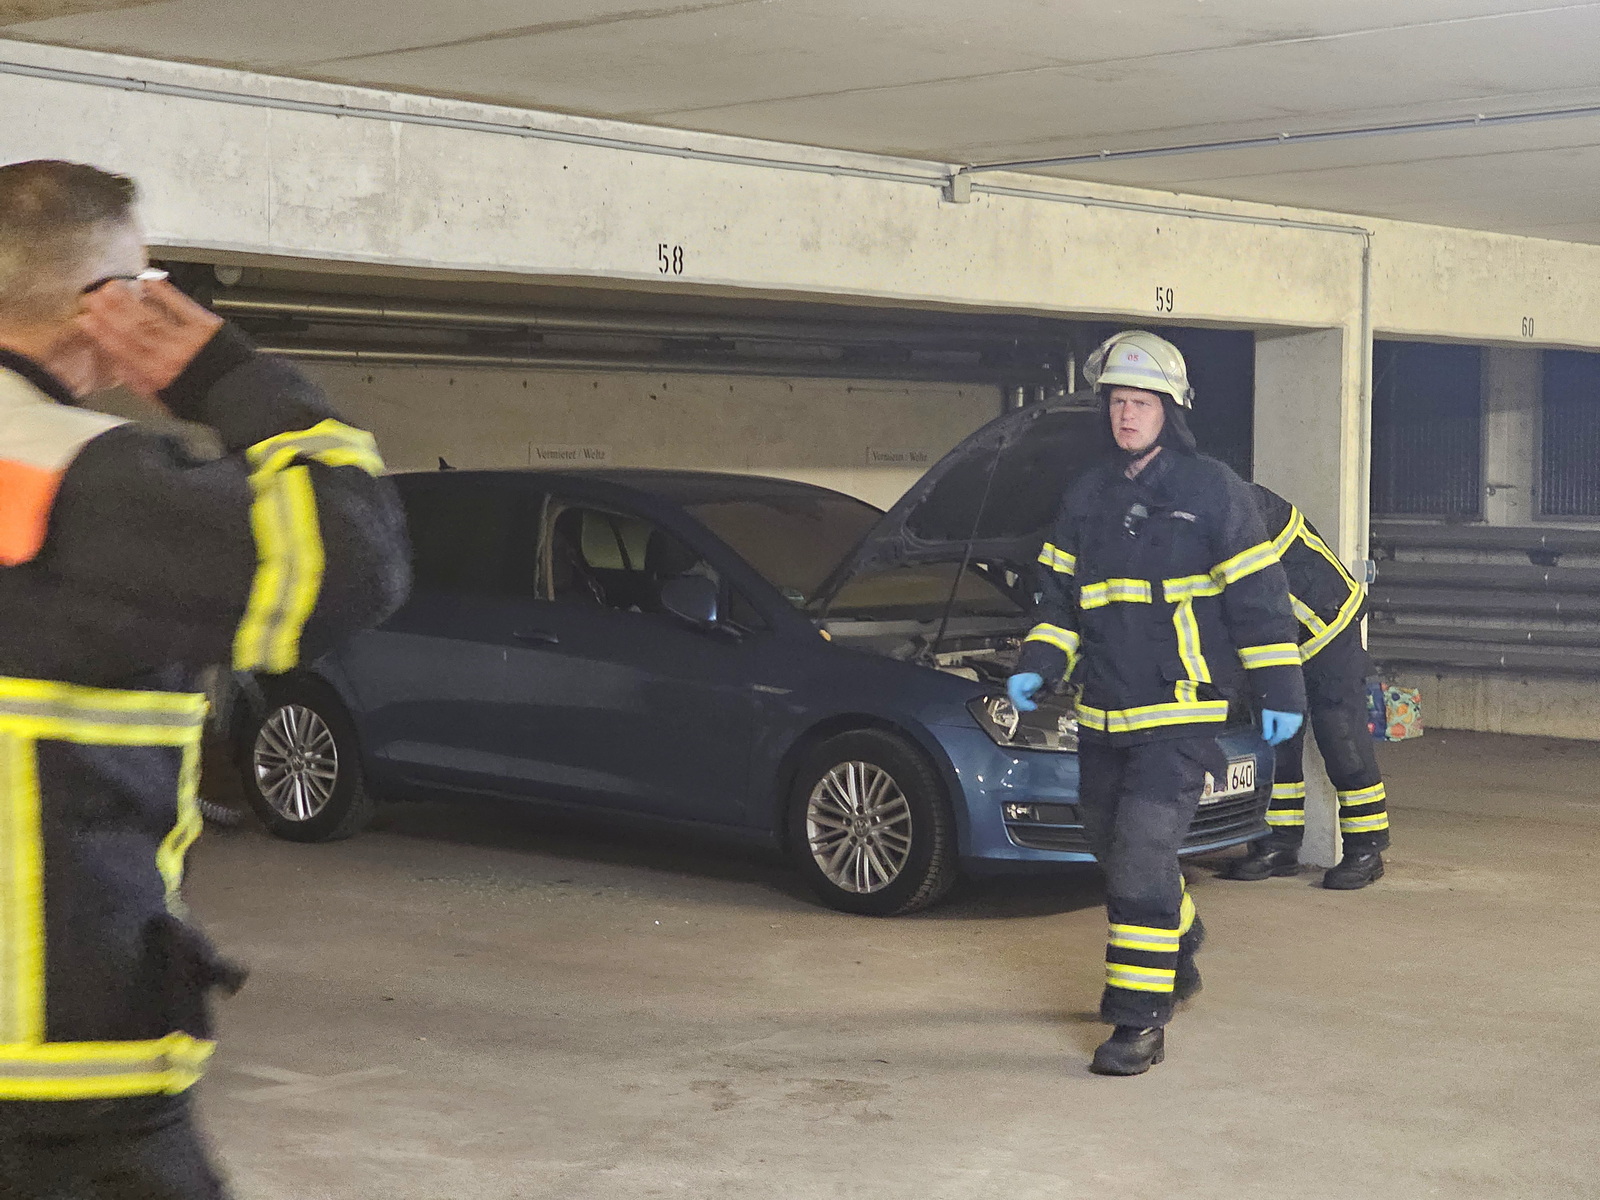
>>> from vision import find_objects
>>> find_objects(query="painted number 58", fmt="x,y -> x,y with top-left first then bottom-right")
658,244 -> 685,275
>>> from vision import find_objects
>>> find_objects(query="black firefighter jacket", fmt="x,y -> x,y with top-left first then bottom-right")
1248,483 -> 1367,663
0,326 -> 408,1104
1015,450 -> 1305,745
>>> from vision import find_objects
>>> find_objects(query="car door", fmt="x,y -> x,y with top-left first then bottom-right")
494,492 -> 758,826
338,475 -> 541,793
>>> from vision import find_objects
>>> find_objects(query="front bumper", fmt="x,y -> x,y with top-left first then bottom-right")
933,724 -> 1272,873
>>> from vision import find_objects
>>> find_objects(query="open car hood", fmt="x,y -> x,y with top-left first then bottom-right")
813,396 -> 1104,610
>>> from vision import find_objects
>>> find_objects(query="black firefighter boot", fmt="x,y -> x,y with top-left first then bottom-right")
1090,1026 -> 1165,1076
1323,847 -> 1384,890
1218,839 -> 1299,881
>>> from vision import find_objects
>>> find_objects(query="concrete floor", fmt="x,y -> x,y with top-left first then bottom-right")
186,729 -> 1600,1200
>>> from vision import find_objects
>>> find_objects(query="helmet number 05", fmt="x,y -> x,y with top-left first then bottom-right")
1155,286 -> 1175,313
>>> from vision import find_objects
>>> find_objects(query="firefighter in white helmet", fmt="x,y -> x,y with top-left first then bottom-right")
1008,330 -> 1305,1075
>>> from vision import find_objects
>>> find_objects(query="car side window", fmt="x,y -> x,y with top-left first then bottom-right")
398,478 -> 539,598
542,502 -> 718,614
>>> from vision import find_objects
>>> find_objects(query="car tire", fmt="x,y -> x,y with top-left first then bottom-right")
786,729 -> 959,916
238,678 -> 374,843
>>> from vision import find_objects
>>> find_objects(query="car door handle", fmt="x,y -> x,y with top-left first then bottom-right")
512,629 -> 561,646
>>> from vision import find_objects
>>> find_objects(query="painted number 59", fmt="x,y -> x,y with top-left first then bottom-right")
1155,286 -> 1175,313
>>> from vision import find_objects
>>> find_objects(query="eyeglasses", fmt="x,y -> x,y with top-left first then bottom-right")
81,267 -> 169,295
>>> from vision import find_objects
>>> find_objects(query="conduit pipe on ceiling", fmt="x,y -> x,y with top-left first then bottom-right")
0,59 -> 945,188
257,342 -> 1007,384
2,56 -> 1375,561
964,102 -> 1600,173
214,290 -> 1049,350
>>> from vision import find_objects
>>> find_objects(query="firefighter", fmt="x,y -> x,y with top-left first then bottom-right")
1218,484 -> 1390,889
1006,330 -> 1305,1076
0,160 -> 408,1197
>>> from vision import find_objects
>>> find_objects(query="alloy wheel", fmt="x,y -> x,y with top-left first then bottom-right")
253,704 -> 340,822
805,761 -> 914,894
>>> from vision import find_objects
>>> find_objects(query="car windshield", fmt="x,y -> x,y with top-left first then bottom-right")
685,491 -> 1022,619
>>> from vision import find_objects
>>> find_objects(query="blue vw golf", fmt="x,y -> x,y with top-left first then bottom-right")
237,400 -> 1272,914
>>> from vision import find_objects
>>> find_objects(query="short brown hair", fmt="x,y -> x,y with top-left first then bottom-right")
0,160 -> 139,324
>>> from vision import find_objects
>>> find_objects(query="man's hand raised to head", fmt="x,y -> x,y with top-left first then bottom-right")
76,278 -> 224,401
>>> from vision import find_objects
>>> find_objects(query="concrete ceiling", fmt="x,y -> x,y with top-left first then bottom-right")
7,1 -> 1600,241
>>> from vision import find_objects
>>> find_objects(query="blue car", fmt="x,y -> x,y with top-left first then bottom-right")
236,399 -> 1273,914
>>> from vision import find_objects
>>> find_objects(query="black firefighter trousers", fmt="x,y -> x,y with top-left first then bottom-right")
1077,735 -> 1218,1029
1266,635 -> 1390,854
0,1094 -> 228,1200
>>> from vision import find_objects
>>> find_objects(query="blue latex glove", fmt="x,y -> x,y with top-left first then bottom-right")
1260,709 -> 1304,746
1007,672 -> 1044,713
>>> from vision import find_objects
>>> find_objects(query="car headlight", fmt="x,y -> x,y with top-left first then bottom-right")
967,695 -> 1079,753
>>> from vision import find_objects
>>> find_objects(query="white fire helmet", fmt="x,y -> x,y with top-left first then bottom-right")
1083,330 -> 1194,409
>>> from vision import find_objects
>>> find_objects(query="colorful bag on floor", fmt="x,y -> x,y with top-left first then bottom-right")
1366,680 -> 1423,741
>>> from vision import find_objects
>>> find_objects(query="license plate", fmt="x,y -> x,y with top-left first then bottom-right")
1200,757 -> 1256,805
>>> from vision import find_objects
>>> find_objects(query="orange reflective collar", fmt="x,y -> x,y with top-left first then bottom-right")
0,368 -> 124,566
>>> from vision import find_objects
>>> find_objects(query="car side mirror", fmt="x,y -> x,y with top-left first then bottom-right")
660,574 -> 720,628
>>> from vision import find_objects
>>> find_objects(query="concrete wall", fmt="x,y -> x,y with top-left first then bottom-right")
1390,669 -> 1600,742
1254,327 -> 1359,547
302,362 -> 999,511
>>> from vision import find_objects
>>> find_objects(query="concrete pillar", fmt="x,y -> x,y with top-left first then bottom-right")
1252,327 -> 1356,549
1252,327 -> 1361,867
1482,347 -> 1541,526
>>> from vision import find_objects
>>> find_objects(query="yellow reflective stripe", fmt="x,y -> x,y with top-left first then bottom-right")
1077,699 -> 1231,734
1106,963 -> 1176,993
1292,521 -> 1365,661
0,681 -> 207,1049
1300,523 -> 1361,590
234,464 -> 325,674
1079,578 -> 1153,608
1037,543 -> 1076,575
0,733 -> 43,1045
1290,595 -> 1328,637
157,738 -> 204,917
1301,579 -> 1365,662
0,679 -> 205,723
1266,810 -> 1306,826
1025,623 -> 1079,655
1340,814 -> 1391,833
1178,889 -> 1196,937
1172,598 -> 1211,686
0,678 -> 205,747
1211,540 -> 1279,586
1162,574 -> 1223,601
1239,642 -> 1302,670
1271,782 -> 1308,801
1338,784 -> 1387,806
246,419 -> 385,478
1271,508 -> 1306,559
1109,923 -> 1180,952
236,419 -> 384,675
0,1033 -> 214,1100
